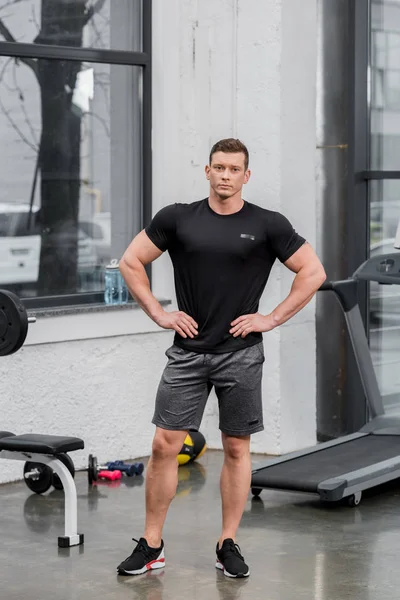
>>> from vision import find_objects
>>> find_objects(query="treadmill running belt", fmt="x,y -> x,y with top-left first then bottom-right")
251,435 -> 400,493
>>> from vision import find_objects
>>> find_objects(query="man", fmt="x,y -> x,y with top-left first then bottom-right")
117,138 -> 326,578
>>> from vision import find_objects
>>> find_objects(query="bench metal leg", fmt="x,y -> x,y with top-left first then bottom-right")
0,450 -> 84,547
48,458 -> 84,547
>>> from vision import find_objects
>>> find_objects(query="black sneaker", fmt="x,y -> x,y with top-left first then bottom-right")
117,537 -> 165,576
215,539 -> 250,578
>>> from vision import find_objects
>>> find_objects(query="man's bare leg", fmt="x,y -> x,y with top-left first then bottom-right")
143,427 -> 188,548
218,433 -> 251,548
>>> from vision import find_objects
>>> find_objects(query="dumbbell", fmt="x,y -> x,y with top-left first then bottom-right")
87,454 -> 144,485
97,469 -> 121,481
105,460 -> 144,476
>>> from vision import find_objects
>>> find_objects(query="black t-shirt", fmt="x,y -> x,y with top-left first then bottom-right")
145,198 -> 306,353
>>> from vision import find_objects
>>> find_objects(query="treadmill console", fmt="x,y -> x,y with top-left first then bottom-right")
354,252 -> 400,285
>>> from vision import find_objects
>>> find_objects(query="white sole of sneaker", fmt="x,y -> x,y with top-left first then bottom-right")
118,559 -> 165,576
215,560 -> 250,578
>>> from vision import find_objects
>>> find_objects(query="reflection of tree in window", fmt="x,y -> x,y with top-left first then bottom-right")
0,0 -> 109,295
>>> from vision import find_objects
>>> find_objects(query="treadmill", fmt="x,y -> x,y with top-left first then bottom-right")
251,244 -> 400,507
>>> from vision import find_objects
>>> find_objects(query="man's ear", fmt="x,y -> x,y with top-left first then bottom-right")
205,164 -> 211,180
244,169 -> 251,184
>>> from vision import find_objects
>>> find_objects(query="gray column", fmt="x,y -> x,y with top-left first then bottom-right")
110,1 -> 142,260
316,0 -> 363,439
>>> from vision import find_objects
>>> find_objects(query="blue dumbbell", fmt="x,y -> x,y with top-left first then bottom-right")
105,460 -> 144,476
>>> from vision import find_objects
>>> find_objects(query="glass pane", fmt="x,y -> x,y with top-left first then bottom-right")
386,70 -> 400,109
371,68 -> 384,109
0,0 -> 141,52
370,1 -> 400,169
371,31 -> 386,68
369,181 -> 400,411
387,31 -> 400,69
0,56 -> 141,299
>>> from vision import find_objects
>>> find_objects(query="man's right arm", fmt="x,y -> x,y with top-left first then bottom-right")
119,231 -> 198,339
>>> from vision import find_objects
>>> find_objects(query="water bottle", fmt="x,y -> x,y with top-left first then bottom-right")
104,259 -> 128,305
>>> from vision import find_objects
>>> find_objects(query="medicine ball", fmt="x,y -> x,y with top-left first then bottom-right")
177,430 -> 207,465
188,430 -> 207,460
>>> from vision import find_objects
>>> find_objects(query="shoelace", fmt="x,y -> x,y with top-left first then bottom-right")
126,537 -> 154,561
222,540 -> 244,560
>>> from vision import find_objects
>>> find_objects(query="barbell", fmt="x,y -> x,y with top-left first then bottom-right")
0,289 -> 35,356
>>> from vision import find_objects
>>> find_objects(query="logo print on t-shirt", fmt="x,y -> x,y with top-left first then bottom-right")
240,234 -> 255,241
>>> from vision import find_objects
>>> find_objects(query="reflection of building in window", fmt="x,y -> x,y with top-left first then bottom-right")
370,1 -> 400,169
371,29 -> 400,110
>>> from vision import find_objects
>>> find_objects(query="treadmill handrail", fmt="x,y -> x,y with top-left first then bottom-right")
319,279 -> 358,311
319,281 -> 333,291
318,279 -> 384,419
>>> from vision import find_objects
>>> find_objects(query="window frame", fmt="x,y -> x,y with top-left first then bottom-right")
0,0 -> 152,309
348,0 -> 400,424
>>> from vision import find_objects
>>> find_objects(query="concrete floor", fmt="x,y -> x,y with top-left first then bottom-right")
1,450 -> 400,600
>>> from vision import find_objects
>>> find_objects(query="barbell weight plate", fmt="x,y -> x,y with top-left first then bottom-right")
0,290 -> 28,357
23,461 -> 53,495
88,454 -> 98,485
88,454 -> 94,484
52,453 -> 76,490
93,455 -> 98,482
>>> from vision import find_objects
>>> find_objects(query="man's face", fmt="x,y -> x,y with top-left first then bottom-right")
205,152 -> 250,199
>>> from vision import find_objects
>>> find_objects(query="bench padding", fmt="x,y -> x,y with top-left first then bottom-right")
0,433 -> 84,454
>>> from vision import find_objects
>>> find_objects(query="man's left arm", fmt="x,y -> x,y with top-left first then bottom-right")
230,243 -> 326,338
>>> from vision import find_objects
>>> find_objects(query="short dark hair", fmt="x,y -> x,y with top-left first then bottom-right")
209,138 -> 249,171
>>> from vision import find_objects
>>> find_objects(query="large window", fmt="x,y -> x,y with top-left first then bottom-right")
368,0 -> 400,410
0,0 -> 151,307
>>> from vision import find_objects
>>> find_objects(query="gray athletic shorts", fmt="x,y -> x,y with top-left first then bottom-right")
152,342 -> 265,437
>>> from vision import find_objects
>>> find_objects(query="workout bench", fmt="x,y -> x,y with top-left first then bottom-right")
0,290 -> 85,548
0,431 -> 84,547
1,289 -> 85,547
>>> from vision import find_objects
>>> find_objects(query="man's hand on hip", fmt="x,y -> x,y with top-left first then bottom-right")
229,313 -> 276,338
155,310 -> 198,339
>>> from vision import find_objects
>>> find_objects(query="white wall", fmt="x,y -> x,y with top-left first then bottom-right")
279,0 -> 318,452
0,0 -> 318,484
152,0 -> 318,454
0,327 -> 175,482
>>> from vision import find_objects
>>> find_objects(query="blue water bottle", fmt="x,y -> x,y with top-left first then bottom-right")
104,259 -> 128,305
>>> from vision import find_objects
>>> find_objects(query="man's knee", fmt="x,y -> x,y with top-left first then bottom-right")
222,434 -> 250,461
151,428 -> 188,460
